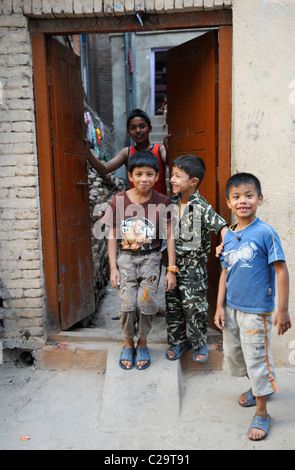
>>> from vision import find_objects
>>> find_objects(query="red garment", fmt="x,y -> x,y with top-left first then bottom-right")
127,144 -> 167,195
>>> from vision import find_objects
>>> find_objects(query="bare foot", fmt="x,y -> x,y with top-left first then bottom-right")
121,339 -> 134,369
166,348 -> 176,360
248,414 -> 270,441
136,338 -> 148,368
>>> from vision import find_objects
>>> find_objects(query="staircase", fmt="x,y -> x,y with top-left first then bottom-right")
150,114 -> 168,145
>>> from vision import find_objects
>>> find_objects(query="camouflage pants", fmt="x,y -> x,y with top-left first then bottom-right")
165,257 -> 209,350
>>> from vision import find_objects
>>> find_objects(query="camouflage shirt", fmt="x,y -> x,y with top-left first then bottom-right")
171,190 -> 227,262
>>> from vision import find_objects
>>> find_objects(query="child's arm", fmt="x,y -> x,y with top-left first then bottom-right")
273,260 -> 292,335
214,268 -> 227,330
164,222 -> 177,292
215,225 -> 229,257
85,141 -> 128,176
108,227 -> 120,290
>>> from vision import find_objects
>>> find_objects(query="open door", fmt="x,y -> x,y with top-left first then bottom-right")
166,31 -> 220,325
47,37 -> 95,330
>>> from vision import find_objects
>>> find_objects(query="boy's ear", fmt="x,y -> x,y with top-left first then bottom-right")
128,171 -> 133,182
258,194 -> 263,206
191,177 -> 199,188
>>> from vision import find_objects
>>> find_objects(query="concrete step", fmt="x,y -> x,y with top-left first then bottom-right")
98,343 -> 182,432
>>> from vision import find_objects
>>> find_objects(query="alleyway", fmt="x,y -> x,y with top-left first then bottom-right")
1,279 -> 295,451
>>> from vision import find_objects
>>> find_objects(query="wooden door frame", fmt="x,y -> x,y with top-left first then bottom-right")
31,11 -> 232,333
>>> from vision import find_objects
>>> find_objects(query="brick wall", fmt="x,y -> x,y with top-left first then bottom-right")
0,0 -> 232,363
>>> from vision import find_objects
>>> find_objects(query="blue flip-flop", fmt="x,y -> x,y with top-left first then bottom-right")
166,341 -> 192,361
239,388 -> 275,407
193,343 -> 208,363
135,347 -> 151,370
248,414 -> 271,440
119,346 -> 135,370
239,388 -> 256,407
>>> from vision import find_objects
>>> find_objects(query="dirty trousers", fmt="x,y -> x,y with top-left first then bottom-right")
117,251 -> 161,339
165,258 -> 209,350
223,306 -> 277,397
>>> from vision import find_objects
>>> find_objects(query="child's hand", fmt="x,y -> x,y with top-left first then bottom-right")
163,134 -> 171,151
273,310 -> 292,335
110,268 -> 121,290
214,307 -> 226,330
215,241 -> 224,258
164,272 -> 176,292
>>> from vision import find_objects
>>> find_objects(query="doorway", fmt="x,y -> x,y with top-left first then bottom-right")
31,11 -> 232,333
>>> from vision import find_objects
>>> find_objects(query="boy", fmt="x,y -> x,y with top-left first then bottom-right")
101,151 -> 176,370
166,155 -> 228,363
214,172 -> 291,441
85,108 -> 168,195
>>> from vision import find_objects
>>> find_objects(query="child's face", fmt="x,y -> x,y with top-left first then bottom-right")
170,167 -> 199,195
128,166 -> 159,193
127,117 -> 151,145
226,183 -> 263,222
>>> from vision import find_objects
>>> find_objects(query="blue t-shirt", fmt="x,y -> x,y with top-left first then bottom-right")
221,217 -> 285,314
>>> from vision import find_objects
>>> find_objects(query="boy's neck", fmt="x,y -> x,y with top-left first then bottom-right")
235,215 -> 257,230
134,141 -> 152,151
127,187 -> 153,203
179,188 -> 197,204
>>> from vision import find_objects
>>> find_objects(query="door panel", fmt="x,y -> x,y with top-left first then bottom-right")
47,37 -> 95,330
167,31 -> 219,324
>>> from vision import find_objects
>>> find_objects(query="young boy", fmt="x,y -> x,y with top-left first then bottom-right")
165,155 -> 228,363
214,172 -> 291,441
101,151 -> 176,370
85,108 -> 168,195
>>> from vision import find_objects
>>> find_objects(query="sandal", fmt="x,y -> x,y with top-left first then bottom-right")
166,341 -> 192,361
239,389 -> 275,407
239,388 -> 256,407
119,346 -> 135,370
135,347 -> 151,370
248,414 -> 271,441
193,343 -> 208,363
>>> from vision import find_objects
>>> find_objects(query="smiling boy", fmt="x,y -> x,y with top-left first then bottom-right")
165,155 -> 228,363
101,151 -> 176,370
214,172 -> 291,441
85,108 -> 168,195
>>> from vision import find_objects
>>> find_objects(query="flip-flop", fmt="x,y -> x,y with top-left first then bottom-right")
119,346 -> 135,370
239,388 -> 256,407
248,414 -> 271,441
166,341 -> 192,361
193,343 -> 208,363
135,347 -> 151,370
239,389 -> 275,407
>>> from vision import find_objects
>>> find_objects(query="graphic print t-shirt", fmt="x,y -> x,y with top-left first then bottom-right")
101,189 -> 172,252
221,218 -> 285,314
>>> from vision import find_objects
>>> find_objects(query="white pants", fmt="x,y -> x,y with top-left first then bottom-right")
223,306 -> 277,397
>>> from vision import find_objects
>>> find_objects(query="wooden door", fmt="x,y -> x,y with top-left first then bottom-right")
47,37 -> 95,330
166,31 -> 220,324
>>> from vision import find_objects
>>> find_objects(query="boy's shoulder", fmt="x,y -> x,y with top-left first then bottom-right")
145,189 -> 171,206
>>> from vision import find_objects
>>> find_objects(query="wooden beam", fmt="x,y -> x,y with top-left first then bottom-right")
29,10 -> 232,35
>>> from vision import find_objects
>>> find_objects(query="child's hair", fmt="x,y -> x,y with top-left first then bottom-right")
127,109 -> 151,128
226,172 -> 262,198
173,154 -> 205,186
128,151 -> 159,174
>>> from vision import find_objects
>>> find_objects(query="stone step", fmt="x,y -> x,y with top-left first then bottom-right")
98,343 -> 182,432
